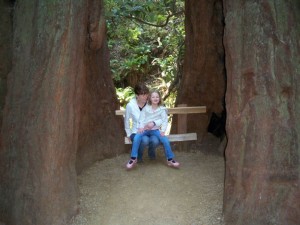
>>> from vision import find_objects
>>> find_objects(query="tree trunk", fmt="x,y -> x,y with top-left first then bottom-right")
0,0 -> 12,129
76,0 -> 124,173
223,1 -> 300,224
0,1 -> 86,224
172,0 -> 226,143
0,0 -> 124,223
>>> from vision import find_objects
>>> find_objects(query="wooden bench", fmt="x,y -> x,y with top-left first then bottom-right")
115,105 -> 207,144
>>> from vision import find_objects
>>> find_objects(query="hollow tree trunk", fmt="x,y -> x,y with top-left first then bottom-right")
223,1 -> 300,224
172,0 -> 226,142
76,0 -> 124,173
1,1 -> 86,224
0,0 -> 123,223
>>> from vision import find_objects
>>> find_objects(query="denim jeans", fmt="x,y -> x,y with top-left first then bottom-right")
130,133 -> 159,161
131,130 -> 175,159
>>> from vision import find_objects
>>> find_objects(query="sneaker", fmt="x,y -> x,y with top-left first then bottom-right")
126,158 -> 137,169
167,159 -> 180,168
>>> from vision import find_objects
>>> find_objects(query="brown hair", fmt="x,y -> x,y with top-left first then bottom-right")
134,83 -> 149,95
148,90 -> 163,106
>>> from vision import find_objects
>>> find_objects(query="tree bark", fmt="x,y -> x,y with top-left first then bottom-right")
76,0 -> 124,173
172,0 -> 226,143
0,1 -> 86,224
0,0 -> 124,223
0,0 -> 12,130
223,1 -> 300,224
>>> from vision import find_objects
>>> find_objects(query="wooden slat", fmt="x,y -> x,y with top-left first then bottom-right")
115,110 -> 125,115
168,133 -> 197,142
115,106 -> 206,116
124,133 -> 197,144
168,106 -> 206,114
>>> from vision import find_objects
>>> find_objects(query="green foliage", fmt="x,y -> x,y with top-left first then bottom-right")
115,87 -> 135,109
104,0 -> 185,106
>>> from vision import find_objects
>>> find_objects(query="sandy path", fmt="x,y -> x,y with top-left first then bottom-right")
69,150 -> 225,225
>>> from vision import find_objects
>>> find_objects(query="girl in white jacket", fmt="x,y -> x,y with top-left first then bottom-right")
126,90 -> 180,169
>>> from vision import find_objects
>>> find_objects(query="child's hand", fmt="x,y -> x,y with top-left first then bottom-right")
146,122 -> 155,129
160,131 -> 165,136
138,128 -> 144,133
144,122 -> 154,130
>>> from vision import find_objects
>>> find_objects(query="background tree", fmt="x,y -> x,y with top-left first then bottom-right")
104,0 -> 185,107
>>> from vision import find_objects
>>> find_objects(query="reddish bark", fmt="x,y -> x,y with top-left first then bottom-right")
223,1 -> 300,224
172,0 -> 226,143
76,0 -> 124,173
0,0 -> 123,224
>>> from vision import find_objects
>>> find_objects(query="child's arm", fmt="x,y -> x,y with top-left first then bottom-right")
153,119 -> 163,127
124,105 -> 132,137
160,108 -> 169,135
143,119 -> 162,130
137,109 -> 146,133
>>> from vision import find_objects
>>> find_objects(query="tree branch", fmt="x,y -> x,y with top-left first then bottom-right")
123,10 -> 184,27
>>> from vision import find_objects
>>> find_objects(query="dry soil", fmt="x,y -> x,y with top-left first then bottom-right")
69,138 -> 225,225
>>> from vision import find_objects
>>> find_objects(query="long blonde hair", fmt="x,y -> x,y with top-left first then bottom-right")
148,90 -> 163,106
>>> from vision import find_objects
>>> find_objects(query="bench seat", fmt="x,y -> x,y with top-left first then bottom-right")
124,133 -> 197,144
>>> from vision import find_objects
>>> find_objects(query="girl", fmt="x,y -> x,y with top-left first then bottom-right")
126,90 -> 180,169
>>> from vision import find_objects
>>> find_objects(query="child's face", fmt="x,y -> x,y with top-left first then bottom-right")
137,93 -> 148,104
150,92 -> 160,105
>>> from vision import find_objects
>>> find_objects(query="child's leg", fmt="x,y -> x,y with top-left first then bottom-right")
148,135 -> 160,159
130,133 -> 144,158
150,130 -> 175,160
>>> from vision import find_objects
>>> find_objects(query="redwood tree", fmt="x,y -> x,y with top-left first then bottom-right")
0,0 -> 123,224
223,1 -> 300,224
172,0 -> 226,142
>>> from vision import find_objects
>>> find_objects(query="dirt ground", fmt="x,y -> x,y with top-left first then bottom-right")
69,137 -> 225,225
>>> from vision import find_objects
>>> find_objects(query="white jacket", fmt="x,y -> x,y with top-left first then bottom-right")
124,98 -> 163,137
138,104 -> 168,132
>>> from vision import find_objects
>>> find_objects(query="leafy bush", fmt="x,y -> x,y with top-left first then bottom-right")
116,87 -> 135,109
105,0 -> 184,107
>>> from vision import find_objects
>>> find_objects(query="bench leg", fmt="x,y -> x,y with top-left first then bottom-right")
178,104 -> 188,151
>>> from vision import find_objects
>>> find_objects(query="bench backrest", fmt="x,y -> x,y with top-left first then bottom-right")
115,106 -> 206,116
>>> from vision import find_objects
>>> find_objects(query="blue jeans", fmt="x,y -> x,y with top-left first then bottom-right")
131,130 -> 175,160
130,133 -> 160,161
